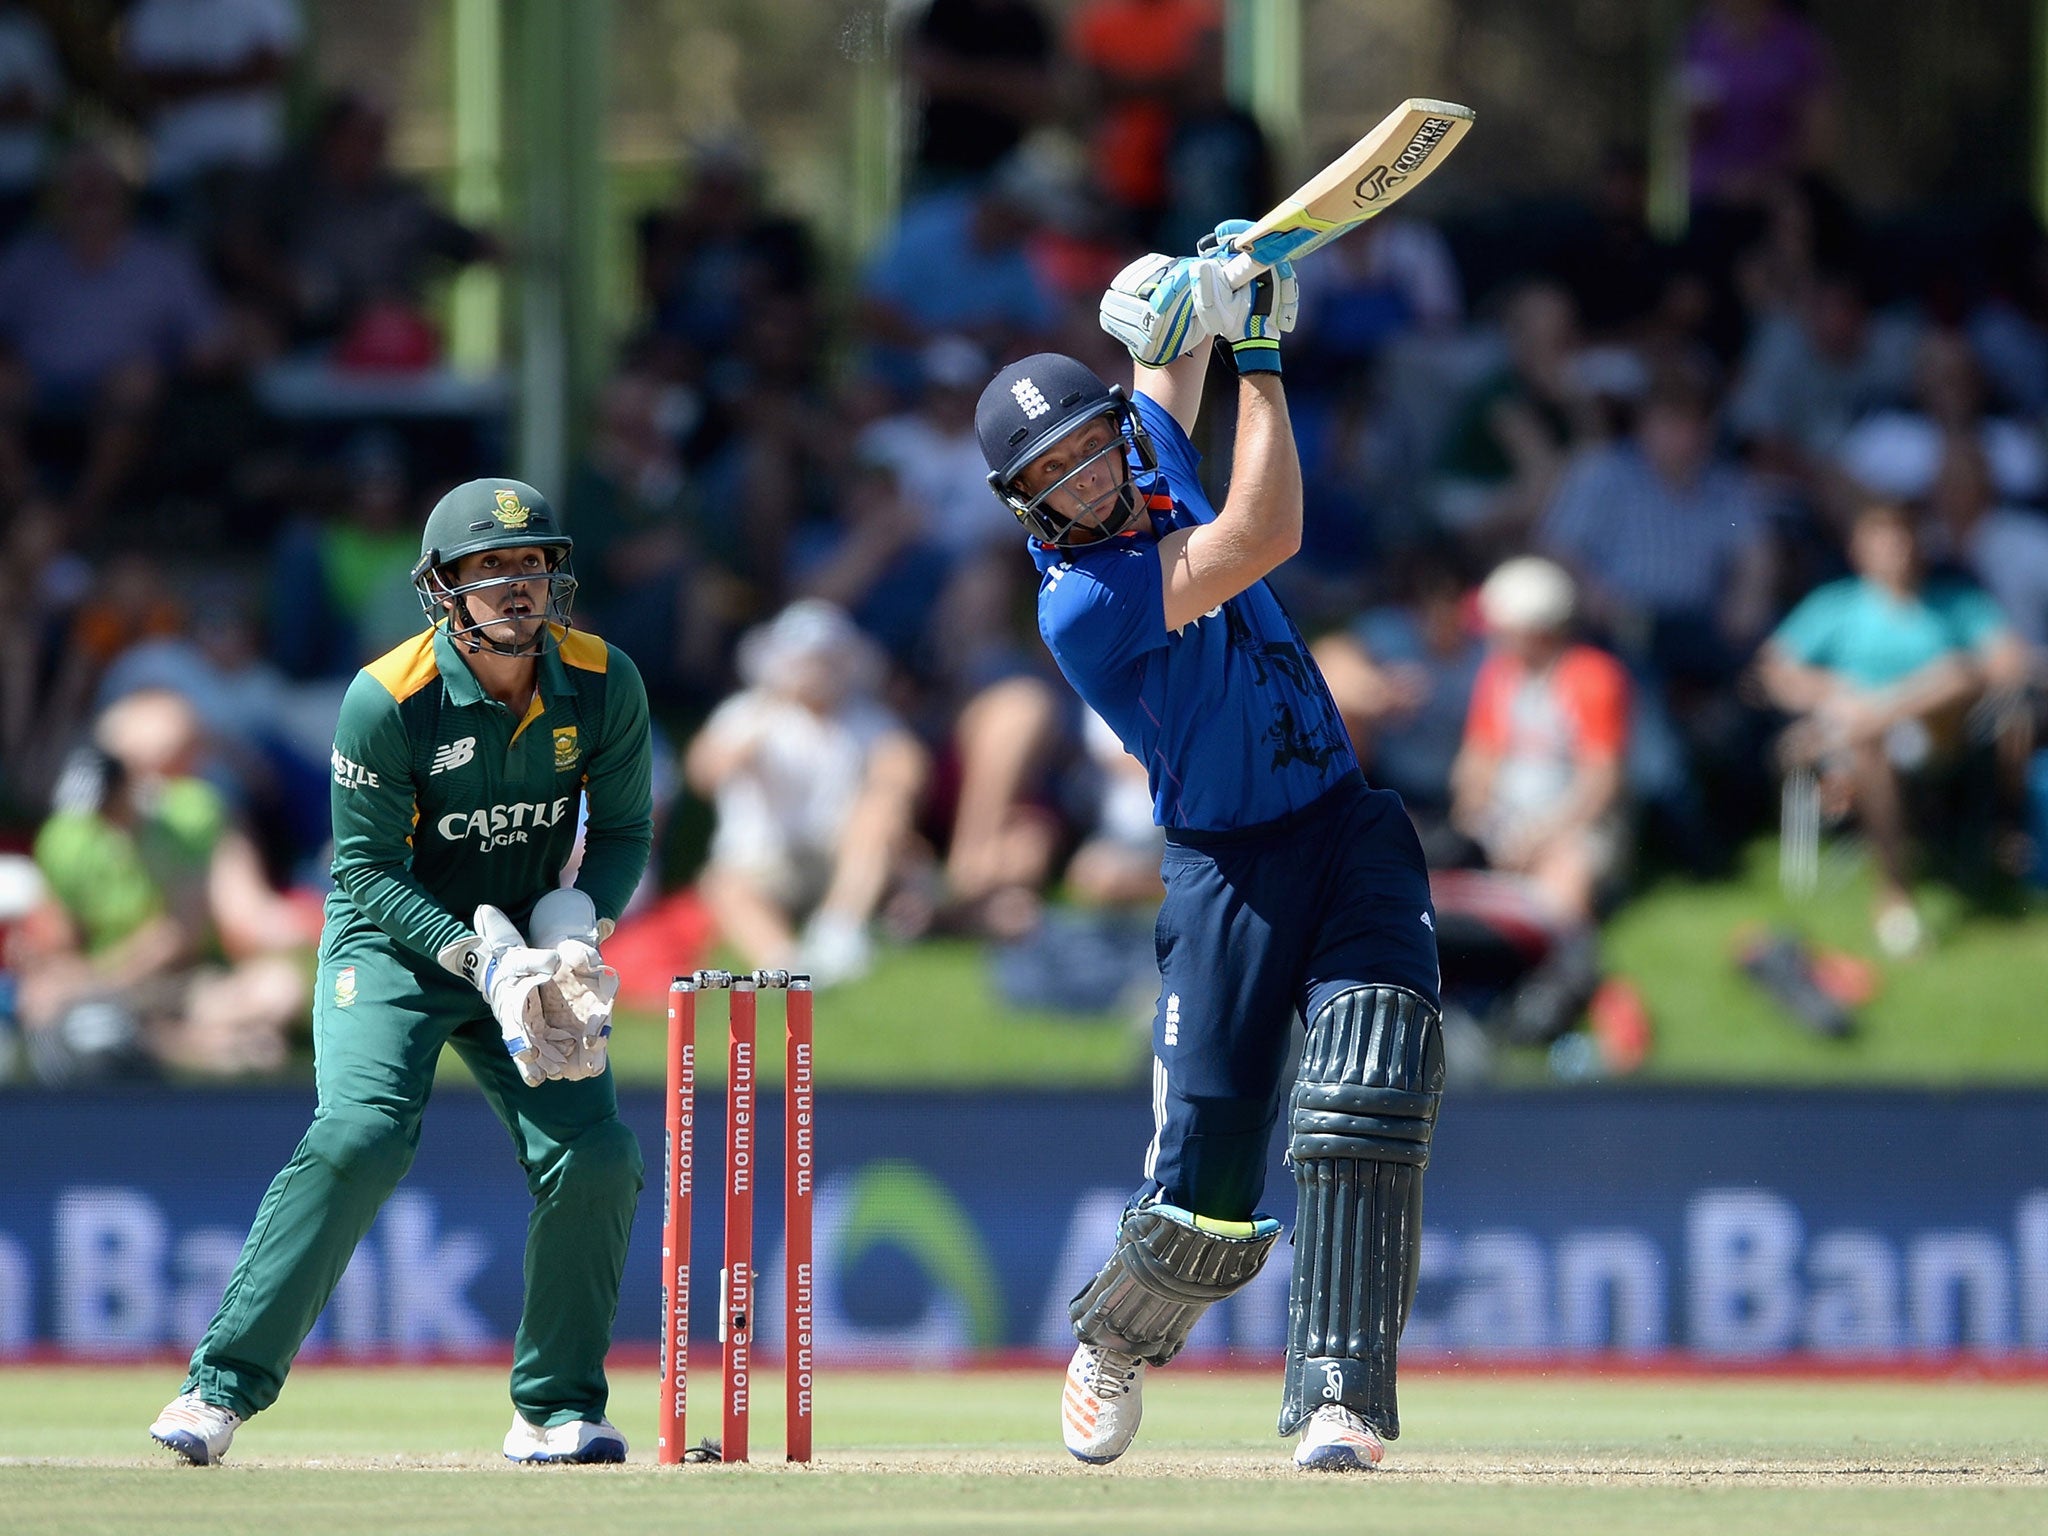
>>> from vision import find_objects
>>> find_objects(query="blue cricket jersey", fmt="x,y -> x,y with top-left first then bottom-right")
1031,392 -> 1357,833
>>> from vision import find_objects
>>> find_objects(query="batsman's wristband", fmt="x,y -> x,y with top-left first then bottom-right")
1230,334 -> 1282,374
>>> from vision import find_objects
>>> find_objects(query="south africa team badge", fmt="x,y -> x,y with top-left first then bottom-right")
492,487 -> 531,527
334,966 -> 358,1008
553,725 -> 580,770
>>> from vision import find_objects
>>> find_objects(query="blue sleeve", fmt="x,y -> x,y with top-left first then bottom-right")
1039,546 -> 1168,677
1133,391 -> 1209,519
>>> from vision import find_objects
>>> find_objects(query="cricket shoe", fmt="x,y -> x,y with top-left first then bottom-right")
1062,1342 -> 1145,1463
503,1414 -> 628,1464
1293,1403 -> 1384,1472
149,1391 -> 242,1465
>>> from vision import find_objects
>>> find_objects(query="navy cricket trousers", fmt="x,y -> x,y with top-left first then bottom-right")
1142,772 -> 1440,1221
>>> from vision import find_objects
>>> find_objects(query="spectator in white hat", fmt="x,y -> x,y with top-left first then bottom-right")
1451,557 -> 1633,924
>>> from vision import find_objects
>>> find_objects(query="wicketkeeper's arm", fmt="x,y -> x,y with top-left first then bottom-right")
328,671 -> 472,962
569,642 -> 655,928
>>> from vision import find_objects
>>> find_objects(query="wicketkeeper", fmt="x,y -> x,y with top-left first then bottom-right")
978,231 -> 1444,1471
150,478 -> 655,1466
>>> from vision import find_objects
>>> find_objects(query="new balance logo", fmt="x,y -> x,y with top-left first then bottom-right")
1011,378 -> 1050,418
431,736 -> 478,775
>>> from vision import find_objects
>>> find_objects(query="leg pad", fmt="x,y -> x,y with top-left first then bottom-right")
1071,1199 -> 1282,1366
1279,986 -> 1443,1437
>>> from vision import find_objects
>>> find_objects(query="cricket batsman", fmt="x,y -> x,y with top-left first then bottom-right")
976,234 -> 1444,1470
150,479 -> 654,1465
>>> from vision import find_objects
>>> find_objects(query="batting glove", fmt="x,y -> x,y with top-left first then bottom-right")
1198,219 -> 1299,375
438,905 -> 568,1088
1100,252 -> 1216,367
528,888 -> 619,1082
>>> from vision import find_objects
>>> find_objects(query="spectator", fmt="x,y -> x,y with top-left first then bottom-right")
685,290 -> 845,604
97,584 -> 341,883
905,0 -> 1054,191
565,369 -> 736,709
1926,436 -> 2048,653
1966,208 -> 2048,418
1835,328 -> 2047,514
1679,0 -> 1836,210
856,152 -> 1060,397
1432,280 -> 1608,539
0,2 -> 64,242
10,688 -> 314,1080
1065,0 -> 1222,238
637,140 -> 815,374
1291,213 -> 1464,383
1562,146 -> 1676,343
1727,170 -> 1861,331
1312,546 -> 1485,861
683,602 -> 929,986
122,0 -> 303,197
1540,360 -> 1776,685
932,674 -> 1063,936
1062,705 -> 1163,905
1726,265 -> 1920,490
0,144 -> 230,525
0,500 -> 96,810
267,429 -> 432,680
1451,558 -> 1632,926
829,335 -> 1018,674
1152,22 -> 1270,257
1759,501 -> 2026,954
219,93 -> 497,358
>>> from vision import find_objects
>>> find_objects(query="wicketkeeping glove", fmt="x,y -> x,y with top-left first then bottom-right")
1197,219 -> 1299,375
437,905 -> 567,1088
528,888 -> 619,1082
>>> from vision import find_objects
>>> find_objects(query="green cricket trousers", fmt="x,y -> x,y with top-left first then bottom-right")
182,951 -> 644,1428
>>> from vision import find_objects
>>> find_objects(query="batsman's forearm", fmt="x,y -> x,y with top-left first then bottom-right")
1220,373 -> 1303,565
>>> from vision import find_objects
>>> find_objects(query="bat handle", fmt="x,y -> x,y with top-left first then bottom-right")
1218,248 -> 1261,289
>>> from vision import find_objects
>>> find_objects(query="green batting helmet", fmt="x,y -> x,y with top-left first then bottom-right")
411,477 -> 578,655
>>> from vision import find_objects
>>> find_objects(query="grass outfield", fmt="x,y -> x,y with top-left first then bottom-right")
5,1366 -> 2046,1535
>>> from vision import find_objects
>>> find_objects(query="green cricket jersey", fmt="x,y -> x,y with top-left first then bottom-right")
323,620 -> 654,969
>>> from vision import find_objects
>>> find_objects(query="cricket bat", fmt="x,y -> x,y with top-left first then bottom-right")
1217,98 -> 1476,288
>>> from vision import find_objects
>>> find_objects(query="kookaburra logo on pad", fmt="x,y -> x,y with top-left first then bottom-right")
1012,378 -> 1051,418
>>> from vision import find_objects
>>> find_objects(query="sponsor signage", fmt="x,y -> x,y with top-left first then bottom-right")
3,1089 -> 2046,1362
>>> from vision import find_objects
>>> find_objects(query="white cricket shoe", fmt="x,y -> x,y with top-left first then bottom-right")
1293,1402 -> 1384,1472
503,1413 -> 628,1464
1062,1342 -> 1145,1464
149,1391 -> 242,1465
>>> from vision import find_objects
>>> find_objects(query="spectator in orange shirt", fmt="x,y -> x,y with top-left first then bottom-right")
1066,0 -> 1222,236
1451,557 -> 1631,925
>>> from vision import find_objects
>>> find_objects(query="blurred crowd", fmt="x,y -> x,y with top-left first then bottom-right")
4,0 -> 2048,1084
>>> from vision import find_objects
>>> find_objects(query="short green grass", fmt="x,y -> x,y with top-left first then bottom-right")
6,1366 -> 2045,1536
1603,843 -> 2048,1085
